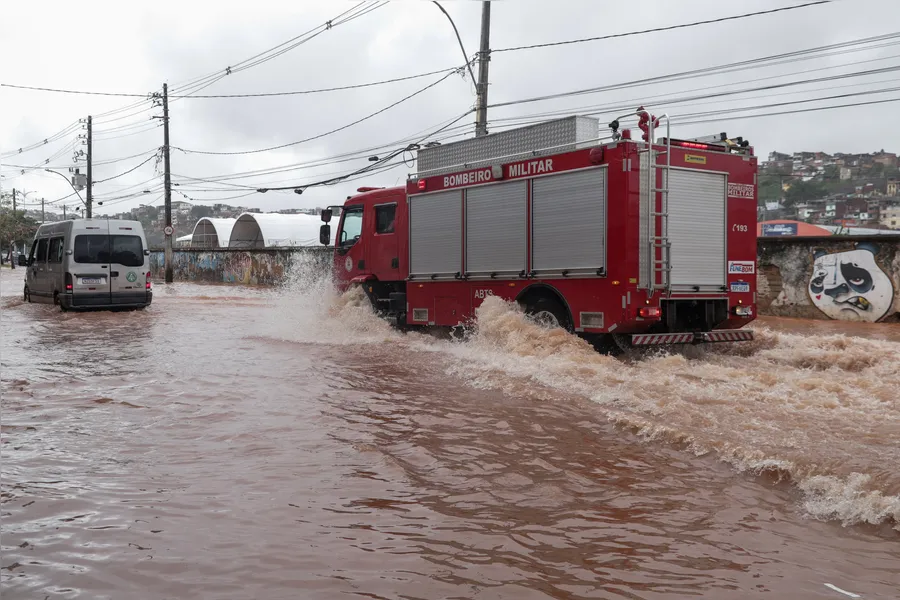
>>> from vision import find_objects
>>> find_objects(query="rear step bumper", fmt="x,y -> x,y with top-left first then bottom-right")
629,330 -> 754,347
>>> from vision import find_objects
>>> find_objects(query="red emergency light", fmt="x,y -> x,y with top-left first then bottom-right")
672,140 -> 711,150
417,179 -> 427,191
639,306 -> 661,319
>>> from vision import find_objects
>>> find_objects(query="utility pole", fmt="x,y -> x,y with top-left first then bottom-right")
63,205 -> 67,220
474,1 -> 491,137
86,115 -> 93,218
41,198 -> 45,223
162,83 -> 173,283
10,188 -> 16,268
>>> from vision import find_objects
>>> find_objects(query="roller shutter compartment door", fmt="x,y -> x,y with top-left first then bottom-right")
409,190 -> 462,278
465,180 -> 527,275
666,168 -> 727,290
532,167 -> 607,273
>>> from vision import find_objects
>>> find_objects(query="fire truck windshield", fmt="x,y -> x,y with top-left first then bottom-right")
339,205 -> 363,247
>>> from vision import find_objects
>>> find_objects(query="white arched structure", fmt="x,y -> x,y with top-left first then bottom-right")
228,213 -> 336,248
190,217 -> 236,248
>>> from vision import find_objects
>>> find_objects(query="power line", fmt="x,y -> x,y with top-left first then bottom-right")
169,112 -> 476,185
175,68 -> 465,156
1,2 -> 386,160
0,66 -> 465,99
490,33 -> 900,109
484,52 -> 900,127
94,153 -> 160,184
252,109 -> 474,192
493,1 -> 835,53
675,96 -> 900,126
165,1 -> 383,98
0,121 -> 81,158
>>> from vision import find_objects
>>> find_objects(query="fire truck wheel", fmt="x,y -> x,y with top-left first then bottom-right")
524,297 -> 572,331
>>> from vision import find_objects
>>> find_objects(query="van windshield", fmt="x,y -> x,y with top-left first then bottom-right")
73,234 -> 144,266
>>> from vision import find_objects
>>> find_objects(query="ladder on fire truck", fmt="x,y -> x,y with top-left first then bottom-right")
636,109 -> 672,294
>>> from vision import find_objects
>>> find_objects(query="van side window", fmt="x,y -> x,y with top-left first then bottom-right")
375,204 -> 396,234
36,239 -> 49,263
48,237 -> 63,264
28,240 -> 38,263
74,235 -> 110,264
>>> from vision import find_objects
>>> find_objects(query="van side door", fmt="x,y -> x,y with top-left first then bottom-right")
31,238 -> 50,300
108,230 -> 146,302
46,236 -> 65,296
72,231 -> 112,305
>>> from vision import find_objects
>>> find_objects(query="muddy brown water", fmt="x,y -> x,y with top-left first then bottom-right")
1,265 -> 898,599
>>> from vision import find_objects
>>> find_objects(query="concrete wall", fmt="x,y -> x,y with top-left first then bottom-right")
757,236 -> 900,323
151,241 -> 900,323
149,247 -> 331,285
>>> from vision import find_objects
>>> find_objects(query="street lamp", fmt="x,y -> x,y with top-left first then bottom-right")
44,169 -> 87,213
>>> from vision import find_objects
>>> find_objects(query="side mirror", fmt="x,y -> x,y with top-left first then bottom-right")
17,255 -> 28,267
321,208 -> 333,223
144,249 -> 151,256
319,224 -> 331,245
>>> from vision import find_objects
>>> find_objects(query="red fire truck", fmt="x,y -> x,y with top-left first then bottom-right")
319,110 -> 758,351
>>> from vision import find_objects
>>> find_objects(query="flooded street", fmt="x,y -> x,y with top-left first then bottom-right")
1,264 -> 898,599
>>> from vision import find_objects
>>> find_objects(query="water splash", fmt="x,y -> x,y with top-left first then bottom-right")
448,296 -> 900,531
261,270 -> 900,531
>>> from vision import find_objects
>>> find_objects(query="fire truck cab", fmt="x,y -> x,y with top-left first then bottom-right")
320,111 -> 758,350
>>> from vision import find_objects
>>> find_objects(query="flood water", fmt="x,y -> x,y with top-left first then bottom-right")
1,262 -> 898,599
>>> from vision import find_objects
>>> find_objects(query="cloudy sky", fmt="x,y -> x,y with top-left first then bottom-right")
2,0 -> 898,220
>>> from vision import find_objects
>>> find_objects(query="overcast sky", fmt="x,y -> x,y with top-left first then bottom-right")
2,0 -> 898,220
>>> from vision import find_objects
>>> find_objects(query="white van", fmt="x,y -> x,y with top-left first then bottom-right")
19,219 -> 153,311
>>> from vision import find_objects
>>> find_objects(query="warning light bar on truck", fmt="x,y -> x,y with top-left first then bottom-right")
664,135 -> 753,155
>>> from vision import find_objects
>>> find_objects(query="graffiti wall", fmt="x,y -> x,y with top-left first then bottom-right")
149,248 -> 332,285
757,236 -> 900,323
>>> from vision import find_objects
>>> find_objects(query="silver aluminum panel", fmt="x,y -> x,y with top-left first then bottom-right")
409,190 -> 462,277
465,180 -> 527,275
416,116 -> 600,178
531,167 -> 607,272
664,168 -> 727,290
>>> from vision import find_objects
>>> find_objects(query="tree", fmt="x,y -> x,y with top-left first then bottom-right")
758,176 -> 783,204
784,180 -> 826,207
0,193 -> 39,262
191,205 -> 213,220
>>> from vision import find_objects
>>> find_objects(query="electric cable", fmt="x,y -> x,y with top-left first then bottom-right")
493,1 -> 835,53
94,153 -> 161,184
175,68 -> 465,156
490,32 -> 900,109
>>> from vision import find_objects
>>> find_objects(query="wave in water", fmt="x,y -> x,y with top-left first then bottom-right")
272,262 -> 900,531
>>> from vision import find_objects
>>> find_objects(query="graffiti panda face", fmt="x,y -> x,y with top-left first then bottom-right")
809,245 -> 893,322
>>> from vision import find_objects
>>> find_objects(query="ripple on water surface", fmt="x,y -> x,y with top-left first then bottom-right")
1,265 -> 898,599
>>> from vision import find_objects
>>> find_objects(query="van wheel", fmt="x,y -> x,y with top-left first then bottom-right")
523,297 -> 572,331
53,292 -> 68,312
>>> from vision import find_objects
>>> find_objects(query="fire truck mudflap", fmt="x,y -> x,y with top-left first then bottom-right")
626,329 -> 754,347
